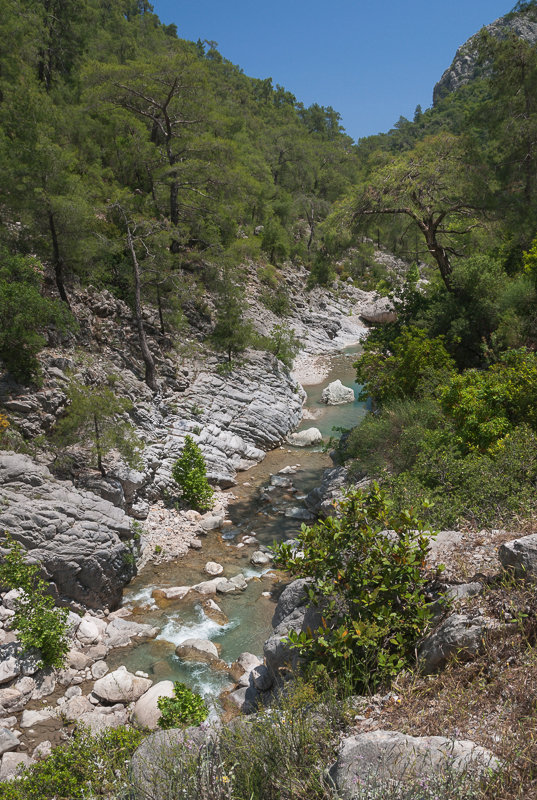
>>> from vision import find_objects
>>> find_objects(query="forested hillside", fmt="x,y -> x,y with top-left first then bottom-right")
0,0 -> 359,385
326,0 -> 537,530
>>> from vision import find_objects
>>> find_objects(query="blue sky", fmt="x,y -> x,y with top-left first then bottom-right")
153,1 -> 514,141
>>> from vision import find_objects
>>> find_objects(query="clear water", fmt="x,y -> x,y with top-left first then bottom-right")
107,345 -> 367,702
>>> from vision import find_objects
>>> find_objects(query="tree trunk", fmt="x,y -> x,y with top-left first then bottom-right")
422,224 -> 453,293
126,225 -> 159,392
48,212 -> 70,305
94,413 -> 105,477
156,283 -> 165,335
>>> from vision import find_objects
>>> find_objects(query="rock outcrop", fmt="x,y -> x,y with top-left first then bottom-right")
331,730 -> 500,798
434,8 -> 537,104
321,380 -> 355,405
0,453 -> 136,609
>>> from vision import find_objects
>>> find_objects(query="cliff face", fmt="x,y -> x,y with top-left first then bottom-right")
433,9 -> 537,104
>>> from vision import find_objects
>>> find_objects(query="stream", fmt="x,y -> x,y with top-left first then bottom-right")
108,345 -> 367,702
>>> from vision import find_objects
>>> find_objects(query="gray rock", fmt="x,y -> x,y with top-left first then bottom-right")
272,579 -> 312,628
270,474 -> 292,488
305,466 -> 350,517
93,666 -> 152,704
0,728 -> 19,757
445,582 -> 483,603
204,562 -> 224,576
175,638 -> 219,663
104,617 -> 158,648
20,708 -> 56,728
227,684 -> 260,714
331,730 -> 500,798
0,752 -> 32,780
418,613 -> 499,674
251,664 -> 273,692
250,551 -> 271,567
132,681 -> 175,730
286,428 -> 322,447
77,709 -> 127,733
284,507 -> 314,520
91,661 -> 109,680
321,380 -> 355,405
0,453 -> 135,609
499,533 -> 537,579
131,726 -> 215,800
434,8 -> 537,104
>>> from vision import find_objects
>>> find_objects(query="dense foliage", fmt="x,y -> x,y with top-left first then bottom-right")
157,681 -> 209,729
172,434 -> 214,511
0,538 -> 69,668
274,485 -> 433,692
0,0 -> 360,387
0,726 -> 142,799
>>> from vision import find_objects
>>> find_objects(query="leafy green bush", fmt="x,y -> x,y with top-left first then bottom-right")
440,348 -> 537,452
259,285 -> 291,316
172,435 -> 214,512
0,252 -> 73,384
355,326 -> 456,404
274,484 -> 433,692
157,681 -> 209,729
260,323 -> 301,368
0,537 -> 69,668
0,726 -> 142,800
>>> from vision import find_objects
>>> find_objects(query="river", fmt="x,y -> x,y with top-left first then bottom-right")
107,345 -> 367,703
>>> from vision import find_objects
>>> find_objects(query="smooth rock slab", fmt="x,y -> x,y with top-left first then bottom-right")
132,681 -> 175,730
92,666 -> 152,704
321,380 -> 355,405
331,730 -> 500,798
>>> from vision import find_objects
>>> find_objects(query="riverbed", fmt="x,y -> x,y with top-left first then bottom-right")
108,345 -> 367,701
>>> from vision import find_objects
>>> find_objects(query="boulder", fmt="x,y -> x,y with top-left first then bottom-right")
229,652 -> 263,683
175,639 -> 219,664
77,709 -> 127,733
131,726 -> 215,800
0,728 -> 19,757
321,380 -> 355,405
499,533 -> 537,579
132,681 -> 175,730
201,599 -> 228,626
0,752 -> 32,780
20,708 -> 56,728
76,617 -> 102,646
152,586 -> 190,602
418,613 -> 500,673
92,666 -> 152,704
204,562 -> 224,576
286,428 -> 323,447
104,618 -> 158,649
331,730 -> 500,798
250,551 -> 271,567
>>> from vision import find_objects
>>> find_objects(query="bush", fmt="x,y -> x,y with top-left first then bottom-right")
157,681 -> 209,729
260,323 -> 301,368
259,285 -> 291,316
0,726 -> 142,799
0,252 -> 73,384
355,326 -> 456,405
273,484 -> 433,692
0,537 -> 69,668
172,435 -> 214,512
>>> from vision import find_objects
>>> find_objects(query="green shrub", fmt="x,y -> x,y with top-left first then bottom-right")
273,484 -> 434,692
157,681 -> 209,729
259,323 -> 301,368
172,434 -> 214,512
0,537 -> 69,668
259,285 -> 291,316
355,326 -> 456,404
0,726 -> 142,799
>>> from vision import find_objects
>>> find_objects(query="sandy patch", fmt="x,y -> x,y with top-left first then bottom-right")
291,353 -> 332,386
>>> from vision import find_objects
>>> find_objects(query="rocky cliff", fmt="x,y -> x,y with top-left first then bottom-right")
433,7 -> 537,104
